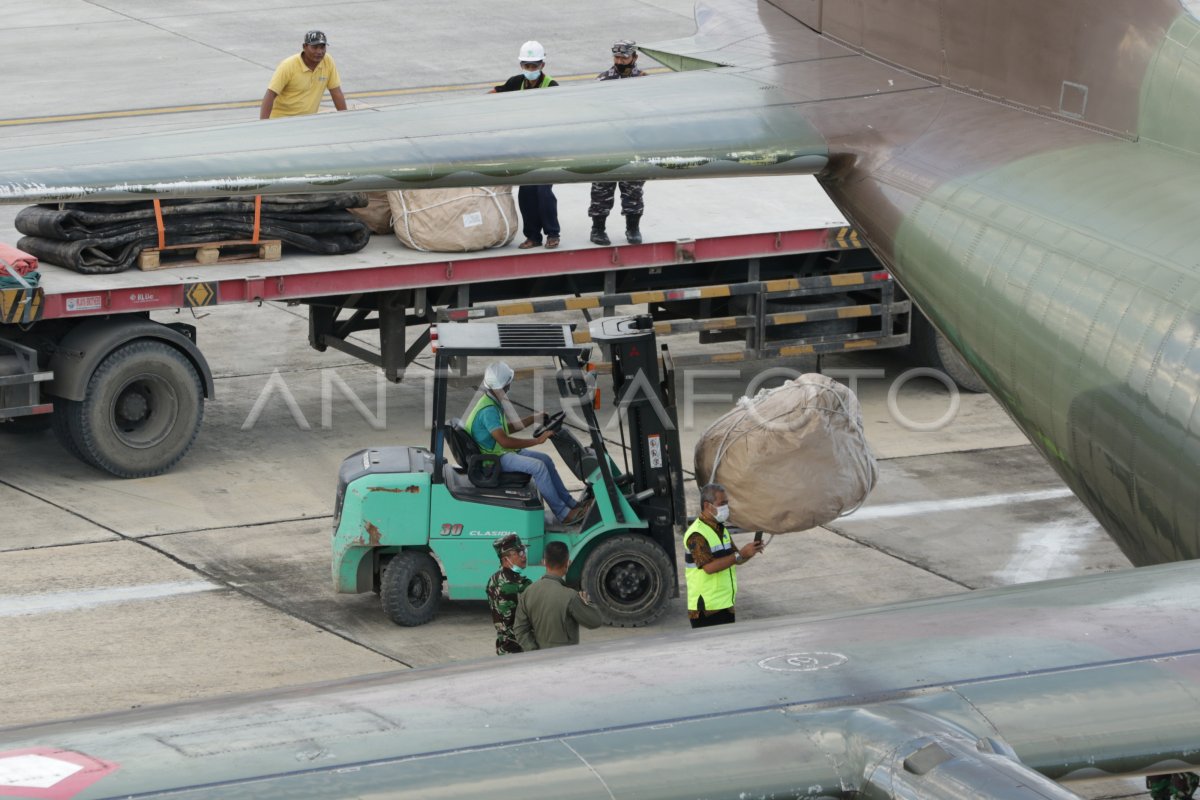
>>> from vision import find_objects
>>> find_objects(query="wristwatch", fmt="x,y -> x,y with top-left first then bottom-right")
734,551 -> 745,565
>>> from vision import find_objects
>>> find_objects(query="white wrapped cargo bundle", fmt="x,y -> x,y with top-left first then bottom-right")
387,187 -> 517,252
694,374 -> 877,534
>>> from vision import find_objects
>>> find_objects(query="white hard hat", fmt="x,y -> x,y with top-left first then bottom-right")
518,40 -> 546,62
484,361 -> 514,391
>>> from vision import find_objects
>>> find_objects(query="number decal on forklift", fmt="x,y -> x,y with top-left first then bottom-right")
439,523 -> 464,537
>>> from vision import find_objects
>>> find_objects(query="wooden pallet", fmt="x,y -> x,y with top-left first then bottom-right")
138,239 -> 282,271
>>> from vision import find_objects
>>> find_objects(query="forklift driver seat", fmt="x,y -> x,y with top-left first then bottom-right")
446,418 -> 530,489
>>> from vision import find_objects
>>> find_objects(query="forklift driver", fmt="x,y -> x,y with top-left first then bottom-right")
466,362 -> 592,525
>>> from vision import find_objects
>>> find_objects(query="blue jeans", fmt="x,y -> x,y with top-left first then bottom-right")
501,449 -> 575,521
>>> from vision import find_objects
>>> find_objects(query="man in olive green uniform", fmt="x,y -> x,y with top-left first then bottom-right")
486,534 -> 532,654
684,482 -> 763,628
513,541 -> 603,650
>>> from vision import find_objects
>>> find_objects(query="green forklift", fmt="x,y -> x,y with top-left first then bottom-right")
331,314 -> 687,627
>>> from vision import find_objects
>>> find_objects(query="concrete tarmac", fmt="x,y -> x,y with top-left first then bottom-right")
0,3 -> 1153,798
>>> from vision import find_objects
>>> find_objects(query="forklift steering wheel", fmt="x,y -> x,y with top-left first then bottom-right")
533,410 -> 567,438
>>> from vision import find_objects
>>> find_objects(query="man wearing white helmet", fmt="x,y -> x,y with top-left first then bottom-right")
464,361 -> 591,524
489,41 -> 562,250
589,40 -> 648,246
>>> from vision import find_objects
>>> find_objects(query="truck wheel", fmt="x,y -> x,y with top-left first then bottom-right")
51,401 -> 84,460
911,313 -> 987,394
68,340 -> 204,477
581,534 -> 673,628
380,550 -> 442,626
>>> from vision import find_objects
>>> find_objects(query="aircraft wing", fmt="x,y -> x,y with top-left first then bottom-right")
0,0 -> 938,205
0,70 -> 831,204
2,563 -> 1198,799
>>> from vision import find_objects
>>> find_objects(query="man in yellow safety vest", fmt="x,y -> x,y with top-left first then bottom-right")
684,482 -> 764,628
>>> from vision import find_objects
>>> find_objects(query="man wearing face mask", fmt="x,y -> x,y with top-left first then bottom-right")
684,482 -> 764,628
490,41 -> 562,250
588,40 -> 648,247
486,534 -> 533,655
466,361 -> 590,525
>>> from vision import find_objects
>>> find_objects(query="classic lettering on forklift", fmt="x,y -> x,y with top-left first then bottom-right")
439,524 -> 464,537
469,531 -> 517,537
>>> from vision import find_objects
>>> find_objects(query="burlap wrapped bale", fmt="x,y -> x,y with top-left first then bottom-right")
347,191 -> 394,234
388,187 -> 517,252
694,374 -> 877,533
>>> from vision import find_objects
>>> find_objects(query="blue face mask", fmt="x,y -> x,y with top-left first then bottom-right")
523,70 -> 542,82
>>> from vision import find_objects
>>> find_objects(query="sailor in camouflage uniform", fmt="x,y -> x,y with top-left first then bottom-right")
486,534 -> 532,654
589,40 -> 647,247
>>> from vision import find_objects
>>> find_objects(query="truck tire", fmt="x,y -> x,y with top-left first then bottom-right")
51,401 -> 85,460
68,340 -> 204,477
380,550 -> 442,626
911,312 -> 987,394
581,534 -> 673,628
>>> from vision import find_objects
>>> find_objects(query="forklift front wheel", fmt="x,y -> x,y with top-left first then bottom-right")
381,550 -> 443,626
581,534 -> 673,628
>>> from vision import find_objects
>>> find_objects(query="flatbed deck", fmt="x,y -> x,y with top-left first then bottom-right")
3,177 -> 849,318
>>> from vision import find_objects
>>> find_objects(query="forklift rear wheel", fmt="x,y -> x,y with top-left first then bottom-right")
381,550 -> 442,626
581,534 -> 673,628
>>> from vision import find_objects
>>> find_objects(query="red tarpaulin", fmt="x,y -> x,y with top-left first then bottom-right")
0,242 -> 37,277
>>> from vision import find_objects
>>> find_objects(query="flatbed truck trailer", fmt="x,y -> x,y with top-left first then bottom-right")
0,177 -> 969,478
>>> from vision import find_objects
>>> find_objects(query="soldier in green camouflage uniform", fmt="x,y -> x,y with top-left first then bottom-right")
1147,773 -> 1200,799
486,534 -> 532,655
589,40 -> 647,247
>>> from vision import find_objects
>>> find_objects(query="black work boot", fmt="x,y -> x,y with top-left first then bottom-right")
589,216 -> 611,246
625,214 -> 643,245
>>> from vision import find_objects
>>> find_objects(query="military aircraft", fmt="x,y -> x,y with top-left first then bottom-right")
1,0 -> 1195,569
1,562 -> 1196,799
2,0 -> 1199,797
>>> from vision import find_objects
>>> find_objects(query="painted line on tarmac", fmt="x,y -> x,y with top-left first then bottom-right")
844,488 -> 1075,522
0,68 -> 672,127
0,580 -> 218,618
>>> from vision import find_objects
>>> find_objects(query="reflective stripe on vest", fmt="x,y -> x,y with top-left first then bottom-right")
463,393 -> 512,455
519,74 -> 555,90
683,518 -> 737,611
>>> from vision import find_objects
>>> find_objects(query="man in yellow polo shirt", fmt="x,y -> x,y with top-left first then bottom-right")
260,30 -> 347,119
684,482 -> 764,628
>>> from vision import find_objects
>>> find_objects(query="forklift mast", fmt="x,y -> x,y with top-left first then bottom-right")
590,315 -> 688,557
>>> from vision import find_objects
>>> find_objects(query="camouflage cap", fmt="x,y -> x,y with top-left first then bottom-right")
493,534 -> 525,558
612,39 -> 638,56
